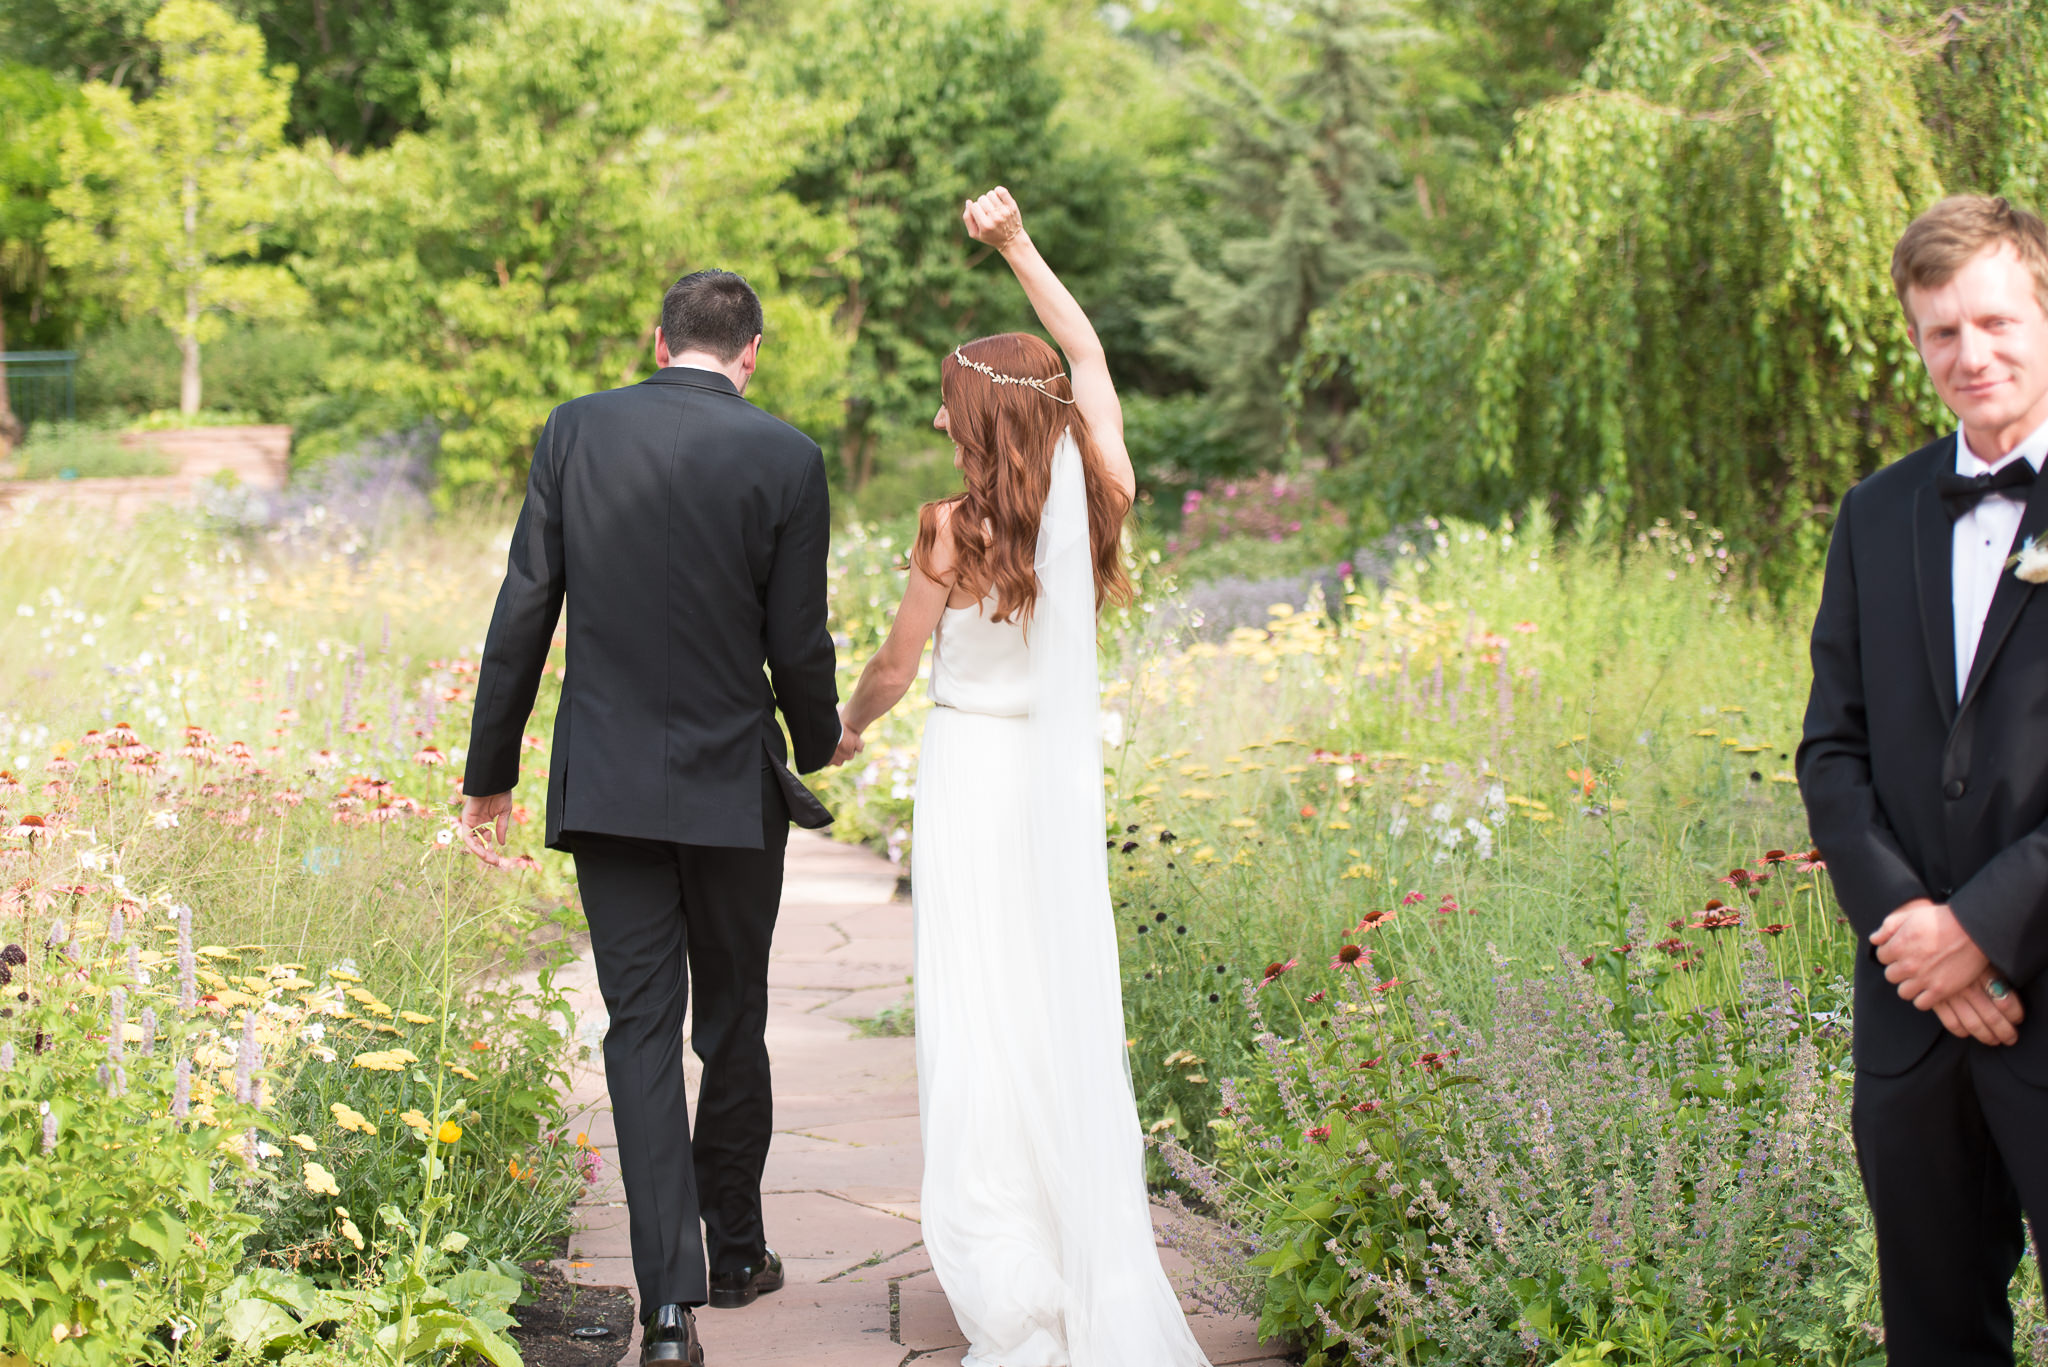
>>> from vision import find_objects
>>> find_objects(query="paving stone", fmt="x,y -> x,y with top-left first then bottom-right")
824,936 -> 918,968
767,958 -> 913,992
555,1255 -> 633,1290
692,1282 -> 902,1366
896,1280 -> 968,1352
769,921 -> 848,957
761,1190 -> 922,1278
761,1135 -> 922,1192
796,1114 -> 923,1149
826,1241 -> 930,1284
833,902 -> 915,940
818,985 -> 916,1022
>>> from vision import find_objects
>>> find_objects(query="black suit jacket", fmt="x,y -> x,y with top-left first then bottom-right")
464,367 -> 841,852
1799,433 -> 2048,1082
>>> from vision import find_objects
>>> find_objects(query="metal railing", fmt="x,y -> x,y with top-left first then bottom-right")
0,351 -> 79,433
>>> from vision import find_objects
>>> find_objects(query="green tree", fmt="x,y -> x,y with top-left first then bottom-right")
779,0 -> 1137,488
47,0 -> 305,416
0,65 -> 80,455
1148,0 -> 1424,462
1294,0 -> 2048,575
290,0 -> 850,490
233,0 -> 506,150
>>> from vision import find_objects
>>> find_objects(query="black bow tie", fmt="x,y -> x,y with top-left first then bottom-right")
1938,460 -> 2037,520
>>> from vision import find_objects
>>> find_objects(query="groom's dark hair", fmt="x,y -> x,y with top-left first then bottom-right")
660,269 -> 764,362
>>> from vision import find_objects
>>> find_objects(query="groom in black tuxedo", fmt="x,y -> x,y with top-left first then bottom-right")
460,270 -> 852,1363
1800,195 -> 2048,1364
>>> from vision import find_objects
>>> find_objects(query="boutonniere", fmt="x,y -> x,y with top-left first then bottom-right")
2012,532 -> 2048,585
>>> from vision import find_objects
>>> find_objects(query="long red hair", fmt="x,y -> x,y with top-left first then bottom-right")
912,333 -> 1133,623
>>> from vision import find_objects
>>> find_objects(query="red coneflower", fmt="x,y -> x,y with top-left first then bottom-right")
1352,1099 -> 1381,1114
1796,850 -> 1826,872
1759,924 -> 1790,936
1304,1125 -> 1331,1144
1304,989 -> 1327,1005
1759,849 -> 1791,865
1373,977 -> 1401,994
1722,868 -> 1753,889
1330,944 -> 1369,970
1354,910 -> 1394,934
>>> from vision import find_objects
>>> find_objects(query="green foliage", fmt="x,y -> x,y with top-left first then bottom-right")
292,0 -> 850,490
235,0 -> 506,151
9,421 -> 176,478
1294,0 -> 2035,578
0,910 -> 263,1364
779,0 -> 1131,486
213,1254 -> 522,1365
0,63 -> 79,363
75,318 -> 334,423
1150,0 -> 1423,456
0,0 -> 164,91
47,0 -> 307,417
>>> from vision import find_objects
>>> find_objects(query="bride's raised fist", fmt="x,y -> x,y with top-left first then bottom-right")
962,187 -> 1024,250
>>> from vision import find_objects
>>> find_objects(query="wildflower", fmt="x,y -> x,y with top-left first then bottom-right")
1354,910 -> 1393,933
1760,849 -> 1791,865
1400,890 -> 1426,906
303,1162 -> 341,1197
1566,767 -> 1597,796
399,1010 -> 435,1025
1797,849 -> 1827,872
1330,944 -> 1369,970
1722,868 -> 1753,889
1759,924 -> 1791,936
1351,1099 -> 1381,1114
330,1102 -> 376,1135
339,1218 -> 364,1250
41,1104 -> 56,1154
413,746 -> 446,767
0,1044 -> 11,1072
1298,805 -> 1317,818
7,814 -> 46,841
1304,1125 -> 1332,1144
1654,938 -> 1690,957
1258,959 -> 1298,988
1373,977 -> 1401,994
290,1134 -> 317,1152
1305,989 -> 1326,1005
436,1120 -> 462,1144
1415,1050 -> 1459,1072
508,1158 -> 531,1181
400,1110 -> 431,1135
578,1149 -> 604,1183
171,1059 -> 191,1119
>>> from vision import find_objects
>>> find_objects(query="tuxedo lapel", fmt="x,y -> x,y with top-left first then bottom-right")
1959,476 -> 2048,714
1913,474 -> 1958,729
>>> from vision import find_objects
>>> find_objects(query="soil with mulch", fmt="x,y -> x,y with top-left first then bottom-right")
510,1260 -> 636,1367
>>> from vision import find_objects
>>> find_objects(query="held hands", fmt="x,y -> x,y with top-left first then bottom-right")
829,707 -> 865,767
1874,898 -> 2024,1045
457,790 -> 516,868
963,187 -> 1025,252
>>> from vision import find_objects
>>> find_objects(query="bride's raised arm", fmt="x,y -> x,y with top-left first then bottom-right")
962,187 -> 1135,505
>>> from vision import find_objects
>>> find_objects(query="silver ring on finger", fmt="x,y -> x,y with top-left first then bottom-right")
1988,978 -> 2012,1000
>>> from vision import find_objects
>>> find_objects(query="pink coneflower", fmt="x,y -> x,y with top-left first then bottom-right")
1796,849 -> 1826,873
1258,959 -> 1299,989
1304,989 -> 1327,1005
1372,977 -> 1401,994
45,755 -> 76,776
412,745 -> 446,768
1330,944 -> 1369,970
7,814 -> 46,841
1304,1125 -> 1331,1144
1758,924 -> 1790,936
1354,910 -> 1394,934
0,772 -> 19,796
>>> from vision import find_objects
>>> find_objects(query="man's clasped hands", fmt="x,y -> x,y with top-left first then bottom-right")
1874,898 -> 2025,1045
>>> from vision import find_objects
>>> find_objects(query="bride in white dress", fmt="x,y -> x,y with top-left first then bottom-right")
835,188 -> 1211,1367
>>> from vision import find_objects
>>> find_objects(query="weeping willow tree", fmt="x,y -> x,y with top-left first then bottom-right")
1299,0 -> 2048,575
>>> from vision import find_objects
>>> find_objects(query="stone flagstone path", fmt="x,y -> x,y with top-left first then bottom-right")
545,830 -> 1286,1366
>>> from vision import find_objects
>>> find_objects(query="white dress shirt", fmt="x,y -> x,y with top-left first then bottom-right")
1952,419 -> 2048,699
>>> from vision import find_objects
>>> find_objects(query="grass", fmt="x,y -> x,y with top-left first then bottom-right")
9,421 -> 177,480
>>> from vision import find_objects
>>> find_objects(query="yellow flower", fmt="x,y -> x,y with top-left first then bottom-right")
289,1134 -> 317,1152
303,1162 -> 341,1197
1340,863 -> 1373,880
446,1064 -> 481,1082
399,1110 -> 431,1135
330,1102 -> 377,1135
327,967 -> 362,983
436,1121 -> 463,1145
399,1011 -> 435,1025
339,1218 -> 364,1250
352,1052 -> 405,1072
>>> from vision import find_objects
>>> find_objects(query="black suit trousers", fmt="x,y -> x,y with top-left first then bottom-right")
569,765 -> 789,1312
1854,1035 -> 2048,1365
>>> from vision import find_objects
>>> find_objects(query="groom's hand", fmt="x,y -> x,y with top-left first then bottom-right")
458,790 -> 515,867
830,723 -> 865,768
1873,898 -> 1992,1011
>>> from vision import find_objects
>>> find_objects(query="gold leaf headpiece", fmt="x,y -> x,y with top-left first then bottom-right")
950,348 -> 1077,404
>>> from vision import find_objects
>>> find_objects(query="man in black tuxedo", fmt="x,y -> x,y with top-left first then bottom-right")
459,270 -> 857,1364
1800,195 -> 2048,1364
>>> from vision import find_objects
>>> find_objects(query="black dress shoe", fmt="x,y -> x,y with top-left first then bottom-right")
706,1249 -> 785,1309
640,1303 -> 705,1365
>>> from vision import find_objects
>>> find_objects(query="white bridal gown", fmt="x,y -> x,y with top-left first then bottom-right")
911,433 -> 1211,1367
